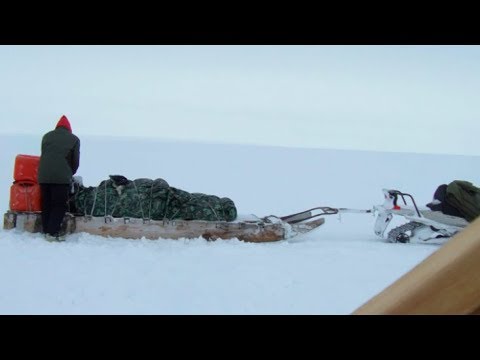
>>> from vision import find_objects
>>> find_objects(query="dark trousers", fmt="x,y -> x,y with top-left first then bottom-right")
40,184 -> 70,236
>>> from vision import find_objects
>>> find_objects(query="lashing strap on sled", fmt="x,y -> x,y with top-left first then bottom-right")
89,180 -> 118,220
207,204 -> 220,221
147,181 -> 154,221
163,191 -> 172,221
89,185 -> 99,217
132,180 -> 146,220
104,181 -> 108,218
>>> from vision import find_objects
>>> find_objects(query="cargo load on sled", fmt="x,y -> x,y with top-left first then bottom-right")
4,154 -> 326,242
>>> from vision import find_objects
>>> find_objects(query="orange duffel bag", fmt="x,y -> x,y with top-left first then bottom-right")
14,154 -> 40,183
10,182 -> 42,212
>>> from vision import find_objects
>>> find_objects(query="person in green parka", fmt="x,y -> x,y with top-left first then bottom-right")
38,115 -> 80,242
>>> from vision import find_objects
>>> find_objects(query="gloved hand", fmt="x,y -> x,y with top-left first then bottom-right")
71,175 -> 84,194
72,175 -> 84,186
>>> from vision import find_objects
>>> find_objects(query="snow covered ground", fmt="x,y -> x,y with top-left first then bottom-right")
1,134 -> 479,314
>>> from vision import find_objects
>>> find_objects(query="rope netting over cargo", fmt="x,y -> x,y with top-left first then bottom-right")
69,175 -> 237,222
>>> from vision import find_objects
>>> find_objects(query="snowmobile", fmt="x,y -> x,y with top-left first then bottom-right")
373,189 -> 469,243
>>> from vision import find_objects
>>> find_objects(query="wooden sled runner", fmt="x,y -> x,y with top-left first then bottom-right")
3,208 -> 327,243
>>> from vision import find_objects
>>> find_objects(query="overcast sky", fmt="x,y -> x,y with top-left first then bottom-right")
1,45 -> 479,155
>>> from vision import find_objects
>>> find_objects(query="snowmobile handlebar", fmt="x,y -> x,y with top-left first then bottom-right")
386,190 -> 423,218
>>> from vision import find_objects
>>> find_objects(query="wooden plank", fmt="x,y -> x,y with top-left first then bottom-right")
353,216 -> 480,315
4,212 -> 324,243
74,216 -> 286,242
3,211 -> 16,230
5,211 -> 42,233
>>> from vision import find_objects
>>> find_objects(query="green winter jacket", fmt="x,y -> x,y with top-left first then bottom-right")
38,127 -> 80,184
445,180 -> 480,222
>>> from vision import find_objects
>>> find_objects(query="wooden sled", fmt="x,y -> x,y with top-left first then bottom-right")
3,208 -> 326,243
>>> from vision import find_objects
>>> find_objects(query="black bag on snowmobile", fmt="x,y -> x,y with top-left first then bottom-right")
444,180 -> 480,222
426,183 -> 464,218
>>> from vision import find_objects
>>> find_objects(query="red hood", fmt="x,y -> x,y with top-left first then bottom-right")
56,115 -> 72,132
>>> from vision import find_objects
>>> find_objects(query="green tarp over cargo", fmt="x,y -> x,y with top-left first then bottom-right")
69,175 -> 237,222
